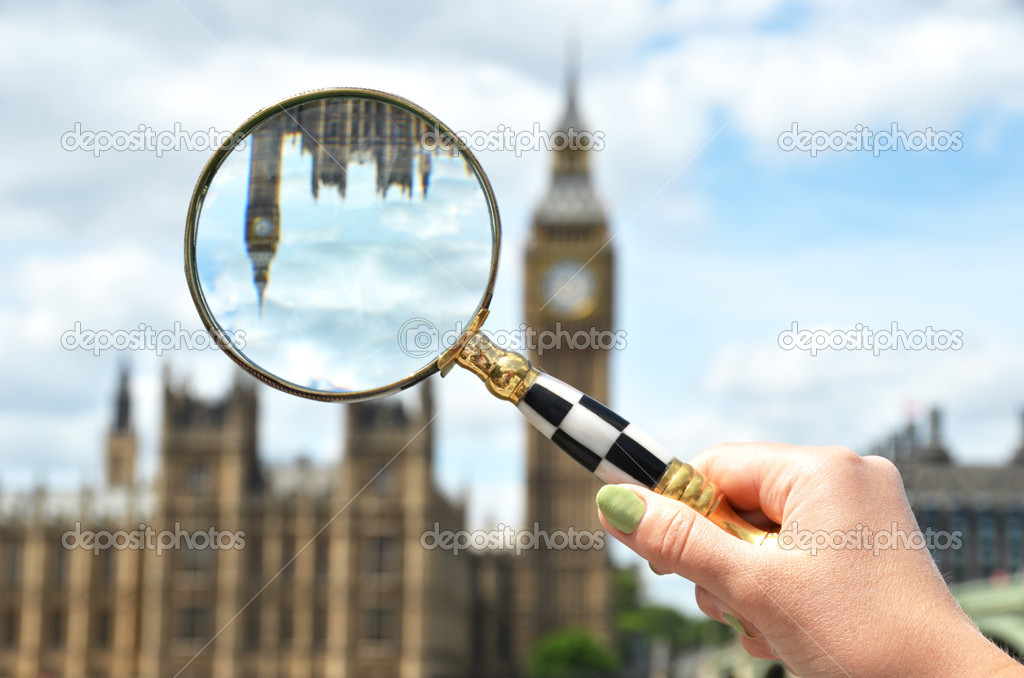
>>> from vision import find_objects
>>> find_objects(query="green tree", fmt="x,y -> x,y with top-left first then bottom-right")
614,565 -> 642,613
614,565 -> 731,660
619,603 -> 730,651
528,627 -> 620,678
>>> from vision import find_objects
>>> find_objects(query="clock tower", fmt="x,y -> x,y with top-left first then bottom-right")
517,61 -> 615,662
244,118 -> 284,314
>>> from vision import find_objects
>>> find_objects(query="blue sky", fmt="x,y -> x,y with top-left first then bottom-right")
2,0 -> 1023,616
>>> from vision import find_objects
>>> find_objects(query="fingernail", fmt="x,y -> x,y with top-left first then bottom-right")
596,485 -> 646,535
723,613 -> 755,639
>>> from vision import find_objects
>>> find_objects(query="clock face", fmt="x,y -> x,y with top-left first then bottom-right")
252,216 -> 273,237
542,259 -> 598,319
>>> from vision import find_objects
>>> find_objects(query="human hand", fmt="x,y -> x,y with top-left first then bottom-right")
595,442 -> 1024,677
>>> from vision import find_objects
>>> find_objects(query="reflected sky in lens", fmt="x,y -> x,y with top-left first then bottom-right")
193,101 -> 494,394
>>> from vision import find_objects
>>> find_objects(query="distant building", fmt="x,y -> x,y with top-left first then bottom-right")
868,407 -> 1024,583
0,369 -> 472,678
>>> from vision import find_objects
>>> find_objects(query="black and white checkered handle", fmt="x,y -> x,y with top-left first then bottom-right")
517,372 -> 674,489
515,371 -> 776,545
452,332 -> 773,544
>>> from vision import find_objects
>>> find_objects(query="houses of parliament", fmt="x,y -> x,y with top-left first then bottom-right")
0,75 -> 616,678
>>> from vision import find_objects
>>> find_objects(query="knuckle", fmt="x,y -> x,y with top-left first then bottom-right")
654,504 -> 699,565
823,445 -> 859,464
862,454 -> 905,488
808,447 -> 910,512
694,586 -> 719,619
816,445 -> 867,480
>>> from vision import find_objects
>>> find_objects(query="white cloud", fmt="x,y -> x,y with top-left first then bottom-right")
698,335 -> 1024,462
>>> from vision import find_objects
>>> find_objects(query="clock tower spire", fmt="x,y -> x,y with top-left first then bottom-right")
516,51 -> 615,663
532,48 -> 605,232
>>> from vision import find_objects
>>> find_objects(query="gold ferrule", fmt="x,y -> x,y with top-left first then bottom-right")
451,333 -> 539,405
655,459 -> 720,516
655,458 -> 776,546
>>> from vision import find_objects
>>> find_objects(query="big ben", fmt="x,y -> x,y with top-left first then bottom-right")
244,116 -> 283,314
517,61 -> 616,662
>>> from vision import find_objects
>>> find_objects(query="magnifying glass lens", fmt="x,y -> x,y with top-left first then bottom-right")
185,91 -> 499,400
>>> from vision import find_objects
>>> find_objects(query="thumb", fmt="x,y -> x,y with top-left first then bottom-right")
596,484 -> 760,597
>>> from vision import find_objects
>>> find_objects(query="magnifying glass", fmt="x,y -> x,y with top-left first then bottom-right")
184,88 -> 773,545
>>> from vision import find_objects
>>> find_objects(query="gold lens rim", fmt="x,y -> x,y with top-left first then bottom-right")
183,87 -> 501,402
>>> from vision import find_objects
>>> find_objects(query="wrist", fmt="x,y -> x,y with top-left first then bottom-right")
909,614 -> 1024,677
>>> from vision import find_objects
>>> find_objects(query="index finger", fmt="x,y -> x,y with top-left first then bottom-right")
688,441 -> 836,525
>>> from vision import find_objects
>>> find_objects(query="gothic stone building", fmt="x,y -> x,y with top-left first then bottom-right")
869,408 -> 1024,583
0,74 -> 616,678
0,371 -> 474,678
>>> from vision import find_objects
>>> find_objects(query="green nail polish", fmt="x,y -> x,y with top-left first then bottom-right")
723,613 -> 755,639
596,485 -> 646,534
